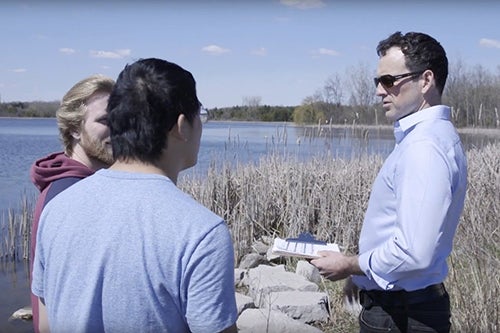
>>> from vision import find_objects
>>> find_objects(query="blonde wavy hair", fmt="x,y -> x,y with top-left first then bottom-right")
57,74 -> 115,155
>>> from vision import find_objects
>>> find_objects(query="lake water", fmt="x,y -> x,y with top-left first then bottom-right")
0,118 -> 398,214
0,117 -> 497,332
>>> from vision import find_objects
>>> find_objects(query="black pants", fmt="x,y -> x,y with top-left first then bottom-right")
358,284 -> 451,333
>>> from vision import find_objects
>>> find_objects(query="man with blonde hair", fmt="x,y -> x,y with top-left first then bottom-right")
32,58 -> 237,333
29,74 -> 115,333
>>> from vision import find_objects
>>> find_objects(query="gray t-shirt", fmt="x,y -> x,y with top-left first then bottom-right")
32,169 -> 237,333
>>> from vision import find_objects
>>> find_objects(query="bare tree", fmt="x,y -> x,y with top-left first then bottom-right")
346,62 -> 376,109
323,74 -> 344,106
445,61 -> 500,127
242,96 -> 262,108
444,59 -> 466,124
345,62 -> 376,124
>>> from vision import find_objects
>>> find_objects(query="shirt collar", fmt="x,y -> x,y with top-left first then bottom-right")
393,105 -> 451,143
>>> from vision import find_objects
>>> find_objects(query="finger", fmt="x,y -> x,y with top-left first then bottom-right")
317,250 -> 337,257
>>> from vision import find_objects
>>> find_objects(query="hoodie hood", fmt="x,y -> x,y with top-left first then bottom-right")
30,152 -> 94,192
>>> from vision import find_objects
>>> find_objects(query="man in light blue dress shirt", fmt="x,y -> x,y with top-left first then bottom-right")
311,31 -> 467,333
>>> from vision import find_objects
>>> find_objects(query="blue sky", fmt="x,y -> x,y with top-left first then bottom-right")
1,0 -> 499,108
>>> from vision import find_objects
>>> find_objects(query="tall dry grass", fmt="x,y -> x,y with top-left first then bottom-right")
447,142 -> 499,332
1,140 -> 498,332
0,197 -> 32,262
180,142 -> 499,333
181,153 -> 380,259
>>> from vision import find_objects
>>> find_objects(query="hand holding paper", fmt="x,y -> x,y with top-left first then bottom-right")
271,233 -> 340,259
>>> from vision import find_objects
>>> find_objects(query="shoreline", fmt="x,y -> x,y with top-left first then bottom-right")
457,127 -> 500,137
2,116 -> 498,133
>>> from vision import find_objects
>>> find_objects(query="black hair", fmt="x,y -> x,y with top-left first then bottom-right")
377,31 -> 448,94
107,58 -> 200,163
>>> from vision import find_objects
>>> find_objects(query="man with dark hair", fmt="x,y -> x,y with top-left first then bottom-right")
311,32 -> 467,333
29,74 -> 115,333
32,58 -> 238,333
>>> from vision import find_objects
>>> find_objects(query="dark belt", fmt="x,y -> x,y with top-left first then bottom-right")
359,283 -> 447,308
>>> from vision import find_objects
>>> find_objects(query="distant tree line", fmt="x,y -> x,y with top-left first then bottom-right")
209,61 -> 500,128
445,61 -> 500,127
2,61 -> 499,128
0,100 -> 59,117
209,105 -> 295,122
288,61 -> 500,128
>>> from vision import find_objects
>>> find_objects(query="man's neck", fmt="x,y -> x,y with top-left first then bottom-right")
70,152 -> 108,172
109,160 -> 178,185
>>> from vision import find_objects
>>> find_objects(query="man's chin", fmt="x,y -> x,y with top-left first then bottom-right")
102,156 -> 115,166
384,111 -> 395,123
95,152 -> 114,167
181,159 -> 197,172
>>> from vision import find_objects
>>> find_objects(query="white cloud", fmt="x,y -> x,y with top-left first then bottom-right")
479,38 -> 500,49
280,0 -> 326,9
10,68 -> 27,73
201,44 -> 230,55
59,48 -> 76,55
89,49 -> 131,59
311,48 -> 340,57
251,47 -> 268,56
318,48 -> 339,56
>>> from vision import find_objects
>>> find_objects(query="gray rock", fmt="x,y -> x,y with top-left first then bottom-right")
237,308 -> 323,333
252,240 -> 270,255
234,268 -> 246,286
265,290 -> 330,323
245,265 -> 319,307
266,247 -> 281,261
235,292 -> 255,315
295,260 -> 322,285
239,253 -> 268,269
8,305 -> 32,321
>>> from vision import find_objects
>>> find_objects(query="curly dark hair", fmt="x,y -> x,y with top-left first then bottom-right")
377,31 -> 448,94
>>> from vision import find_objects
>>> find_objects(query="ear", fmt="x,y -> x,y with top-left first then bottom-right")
170,114 -> 190,142
420,69 -> 435,94
71,130 -> 81,141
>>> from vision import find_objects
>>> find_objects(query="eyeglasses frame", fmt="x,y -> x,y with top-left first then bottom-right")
373,70 -> 425,88
199,106 -> 208,124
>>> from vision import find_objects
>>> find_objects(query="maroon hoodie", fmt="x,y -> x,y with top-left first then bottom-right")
29,152 -> 93,333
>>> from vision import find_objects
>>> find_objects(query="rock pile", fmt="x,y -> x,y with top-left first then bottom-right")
234,238 -> 333,333
11,239 -> 358,333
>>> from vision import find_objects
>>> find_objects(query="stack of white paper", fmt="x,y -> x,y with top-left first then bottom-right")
271,237 -> 340,259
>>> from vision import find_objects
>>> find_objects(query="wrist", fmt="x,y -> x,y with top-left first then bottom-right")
347,255 -> 362,276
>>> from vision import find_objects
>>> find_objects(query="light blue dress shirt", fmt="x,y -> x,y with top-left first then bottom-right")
352,105 -> 467,291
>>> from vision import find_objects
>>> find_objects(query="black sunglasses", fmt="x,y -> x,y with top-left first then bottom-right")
373,71 -> 424,88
